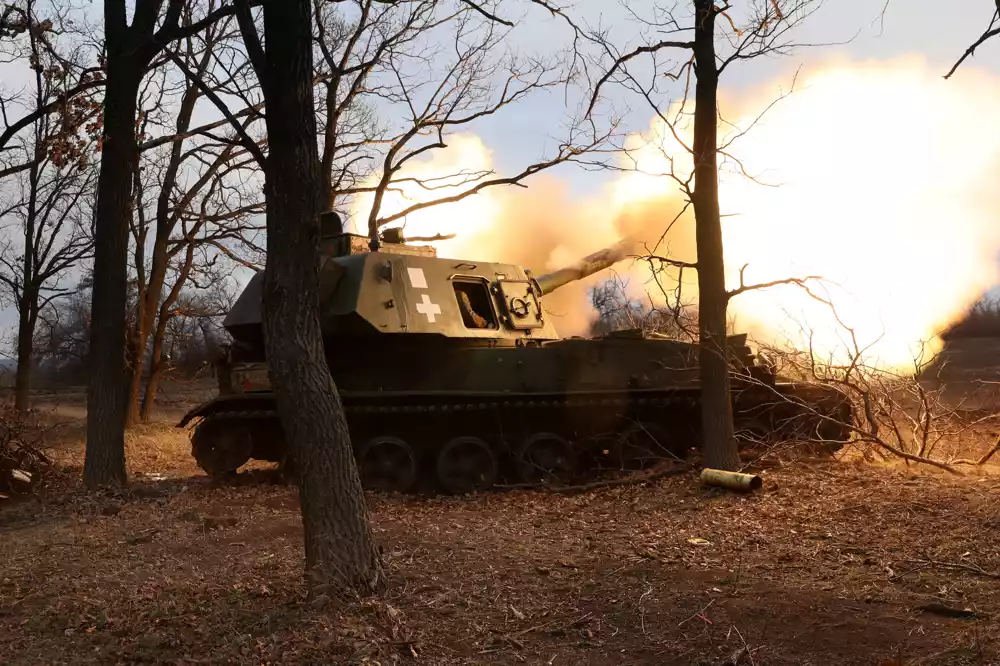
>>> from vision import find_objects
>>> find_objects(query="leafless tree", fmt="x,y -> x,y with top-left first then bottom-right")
0,166 -> 96,410
84,0 -> 253,489
134,243 -> 246,421
0,0 -> 98,412
124,14 -> 263,426
31,269 -> 230,392
153,280 -> 235,379
589,274 -> 698,340
302,0 -> 618,249
584,0 -> 831,471
0,1 -> 104,164
226,0 -> 383,596
32,272 -> 97,384
940,294 -> 1000,339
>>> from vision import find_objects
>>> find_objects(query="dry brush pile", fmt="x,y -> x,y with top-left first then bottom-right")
746,334 -> 1000,474
0,404 -> 51,498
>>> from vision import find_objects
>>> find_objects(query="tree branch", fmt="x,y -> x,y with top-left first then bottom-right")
726,263 -> 823,301
161,48 -> 266,168
945,9 -> 1000,79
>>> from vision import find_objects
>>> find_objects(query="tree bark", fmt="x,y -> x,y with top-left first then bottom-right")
138,327 -> 165,422
83,41 -> 140,488
14,293 -> 37,412
692,0 -> 740,472
138,295 -> 173,422
251,0 -> 381,593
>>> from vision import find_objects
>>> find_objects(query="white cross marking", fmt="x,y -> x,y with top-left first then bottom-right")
407,267 -> 428,289
415,293 -> 441,323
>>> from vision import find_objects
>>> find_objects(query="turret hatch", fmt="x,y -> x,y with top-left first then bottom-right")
497,279 -> 544,330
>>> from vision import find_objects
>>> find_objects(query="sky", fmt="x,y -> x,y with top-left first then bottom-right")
1,0 -> 1000,363
463,0 -> 1000,192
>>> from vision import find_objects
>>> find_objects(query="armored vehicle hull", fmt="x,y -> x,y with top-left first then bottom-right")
178,214 -> 853,493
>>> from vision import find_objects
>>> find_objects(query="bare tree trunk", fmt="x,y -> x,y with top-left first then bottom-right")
138,311 -> 169,422
139,357 -> 162,421
14,293 -> 37,412
126,244 -> 168,428
125,336 -> 146,427
692,0 -> 740,472
83,47 -> 140,488
250,0 -> 381,593
14,158 -> 39,414
140,242 -> 194,422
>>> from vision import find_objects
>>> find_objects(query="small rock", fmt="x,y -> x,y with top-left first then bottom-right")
100,504 -> 121,517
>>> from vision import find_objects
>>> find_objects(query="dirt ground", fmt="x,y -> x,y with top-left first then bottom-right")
2,400 -> 1000,666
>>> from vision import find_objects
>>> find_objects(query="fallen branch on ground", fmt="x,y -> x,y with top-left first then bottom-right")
496,463 -> 688,494
950,434 -> 1000,466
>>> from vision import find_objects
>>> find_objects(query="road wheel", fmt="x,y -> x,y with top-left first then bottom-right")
516,432 -> 576,485
191,418 -> 252,477
436,436 -> 497,494
358,436 -> 418,492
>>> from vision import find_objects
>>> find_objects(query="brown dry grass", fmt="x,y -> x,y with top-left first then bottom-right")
2,399 -> 1000,665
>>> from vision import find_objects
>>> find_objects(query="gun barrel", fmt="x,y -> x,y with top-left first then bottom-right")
532,238 -> 637,295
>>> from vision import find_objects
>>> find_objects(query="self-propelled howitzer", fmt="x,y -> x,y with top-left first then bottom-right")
178,212 -> 852,493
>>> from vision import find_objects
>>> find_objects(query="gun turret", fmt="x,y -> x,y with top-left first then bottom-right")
529,237 -> 638,296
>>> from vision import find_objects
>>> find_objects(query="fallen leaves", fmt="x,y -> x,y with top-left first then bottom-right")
1,447 -> 999,664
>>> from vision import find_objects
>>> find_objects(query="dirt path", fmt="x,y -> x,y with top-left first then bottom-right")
2,431 -> 999,665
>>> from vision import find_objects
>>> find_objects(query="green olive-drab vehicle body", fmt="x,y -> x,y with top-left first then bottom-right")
178,213 -> 852,493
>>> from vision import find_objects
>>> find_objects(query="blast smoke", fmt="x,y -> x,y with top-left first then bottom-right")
349,56 -> 1000,368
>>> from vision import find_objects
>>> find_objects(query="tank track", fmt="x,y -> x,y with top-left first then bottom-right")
186,389 -> 851,494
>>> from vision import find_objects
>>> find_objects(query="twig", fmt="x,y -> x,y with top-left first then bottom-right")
508,612 -> 593,638
950,434 -> 1000,467
904,558 -> 1000,580
639,584 -> 653,635
678,598 -> 716,627
732,624 -> 757,666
